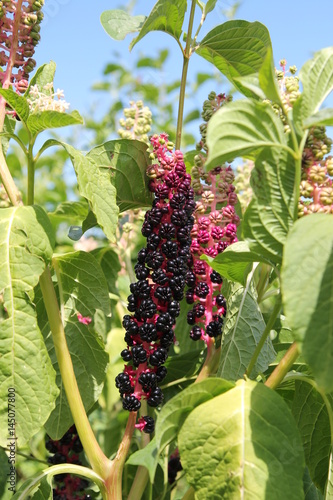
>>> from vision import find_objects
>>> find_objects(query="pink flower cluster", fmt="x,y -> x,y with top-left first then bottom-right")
0,0 -> 44,94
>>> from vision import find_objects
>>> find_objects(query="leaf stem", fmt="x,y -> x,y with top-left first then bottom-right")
105,411 -> 137,499
175,0 -> 197,149
265,341 -> 299,390
15,463 -> 106,500
39,267 -> 112,480
127,466 -> 149,500
246,293 -> 281,377
27,141 -> 35,205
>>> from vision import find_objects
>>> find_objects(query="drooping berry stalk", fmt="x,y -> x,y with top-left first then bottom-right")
0,0 -> 44,116
186,92 -> 240,376
115,133 -> 195,431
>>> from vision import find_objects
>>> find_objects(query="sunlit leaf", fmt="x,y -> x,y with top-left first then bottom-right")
179,379 -> 305,499
100,9 -> 146,40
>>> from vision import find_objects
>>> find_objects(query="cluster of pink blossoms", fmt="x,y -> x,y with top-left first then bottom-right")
0,0 -> 44,94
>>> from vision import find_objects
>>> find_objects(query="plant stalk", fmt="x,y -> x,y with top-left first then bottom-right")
175,0 -> 197,149
27,141 -> 35,205
39,267 -> 111,480
246,294 -> 282,377
265,341 -> 299,390
105,412 -> 137,499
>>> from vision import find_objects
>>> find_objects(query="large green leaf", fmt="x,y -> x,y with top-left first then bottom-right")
303,467 -> 324,500
91,247 -> 121,295
205,99 -> 289,170
126,437 -> 160,482
86,139 -> 152,212
258,46 -> 283,105
39,251 -> 110,438
48,200 -> 89,222
178,379 -> 305,499
0,206 -> 58,447
292,380 -> 332,493
201,241 -> 269,285
155,378 -> 234,452
100,10 -> 146,40
129,0 -> 187,50
43,140 -> 119,242
303,108 -> 333,129
196,20 -> 272,97
281,214 -> 333,393
243,148 -> 295,264
0,89 -> 29,123
27,110 -> 83,138
217,280 -> 275,380
294,47 -> 333,129
25,61 -> 56,96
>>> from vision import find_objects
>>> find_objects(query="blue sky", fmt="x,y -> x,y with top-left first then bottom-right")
32,0 -> 333,130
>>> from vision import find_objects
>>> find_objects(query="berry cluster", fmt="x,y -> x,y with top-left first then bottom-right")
115,134 -> 195,431
168,450 -> 183,485
118,100 -> 152,143
187,92 -> 240,343
45,426 -> 91,500
0,0 -> 44,95
298,128 -> 333,216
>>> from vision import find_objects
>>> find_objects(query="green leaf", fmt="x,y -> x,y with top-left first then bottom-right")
1,114 -> 16,156
0,89 -> 29,123
155,378 -> 234,452
281,214 -> 333,393
243,148 -> 295,264
218,280 -> 275,380
53,251 -> 110,318
303,108 -> 333,128
48,200 -> 89,222
196,20 -> 272,97
92,247 -> 121,295
26,109 -> 83,138
41,251 -> 110,438
292,380 -> 331,493
25,61 -> 56,96
178,379 -> 305,499
100,10 -> 146,40
205,99 -> 288,170
129,0 -> 187,50
326,449 -> 333,499
203,241 -> 271,284
44,141 -> 119,242
86,139 -> 152,212
204,0 -> 218,15
126,438 -> 160,482
303,467 -> 324,500
163,348 -> 204,385
0,206 -> 58,447
258,45 -> 282,105
232,74 -> 266,100
294,47 -> 333,128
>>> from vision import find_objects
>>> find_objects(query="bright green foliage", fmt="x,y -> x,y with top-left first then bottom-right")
38,251 -> 110,438
178,379 -> 305,499
217,281 -> 275,380
0,206 -> 58,446
0,89 -> 30,123
201,241 -> 268,285
196,21 -> 272,96
126,438 -> 160,482
100,10 -> 146,40
155,378 -> 234,452
294,47 -> 333,130
129,0 -> 187,50
86,139 -> 152,212
292,381 -> 332,492
205,99 -> 289,169
25,61 -> 57,95
281,214 -> 333,392
27,110 -> 83,138
243,148 -> 295,263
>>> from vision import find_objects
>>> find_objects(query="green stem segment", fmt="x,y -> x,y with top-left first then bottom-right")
105,412 -> 137,499
246,294 -> 282,378
265,341 -> 299,390
27,142 -> 35,205
39,267 -> 111,480
175,0 -> 197,149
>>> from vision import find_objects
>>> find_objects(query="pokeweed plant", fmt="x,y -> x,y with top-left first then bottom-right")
0,0 -> 333,499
